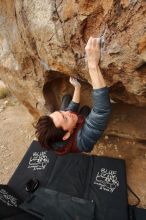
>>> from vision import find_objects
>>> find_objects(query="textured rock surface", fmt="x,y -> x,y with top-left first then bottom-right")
0,0 -> 146,120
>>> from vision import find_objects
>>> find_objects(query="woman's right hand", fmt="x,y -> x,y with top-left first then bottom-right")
69,77 -> 81,89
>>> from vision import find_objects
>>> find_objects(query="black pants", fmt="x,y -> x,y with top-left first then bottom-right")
60,94 -> 91,118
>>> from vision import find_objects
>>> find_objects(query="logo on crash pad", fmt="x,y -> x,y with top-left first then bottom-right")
28,151 -> 49,171
0,189 -> 18,207
94,168 -> 119,193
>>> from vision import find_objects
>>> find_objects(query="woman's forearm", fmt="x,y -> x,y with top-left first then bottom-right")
85,37 -> 106,90
72,87 -> 81,103
88,65 -> 106,89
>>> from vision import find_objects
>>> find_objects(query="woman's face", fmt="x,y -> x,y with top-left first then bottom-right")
50,111 -> 78,132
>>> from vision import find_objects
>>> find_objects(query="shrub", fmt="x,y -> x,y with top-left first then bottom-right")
0,87 -> 10,99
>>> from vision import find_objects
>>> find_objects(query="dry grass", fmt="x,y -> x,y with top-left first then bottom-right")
0,87 -> 10,99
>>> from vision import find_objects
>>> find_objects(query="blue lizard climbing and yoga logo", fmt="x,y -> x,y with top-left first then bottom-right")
94,168 -> 119,193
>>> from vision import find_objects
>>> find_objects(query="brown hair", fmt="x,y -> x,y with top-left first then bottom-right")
35,115 -> 66,149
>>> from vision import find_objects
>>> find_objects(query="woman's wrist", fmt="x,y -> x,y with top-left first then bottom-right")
88,62 -> 99,69
74,86 -> 81,91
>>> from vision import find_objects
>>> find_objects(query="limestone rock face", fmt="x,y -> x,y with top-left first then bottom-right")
0,0 -> 146,119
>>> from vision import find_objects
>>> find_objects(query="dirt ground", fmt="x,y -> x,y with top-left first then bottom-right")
0,95 -> 35,184
0,92 -> 146,209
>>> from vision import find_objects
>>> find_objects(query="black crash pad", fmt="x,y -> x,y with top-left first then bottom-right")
7,140 -> 128,220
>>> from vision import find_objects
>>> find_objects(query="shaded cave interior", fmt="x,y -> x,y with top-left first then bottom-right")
42,71 -> 136,113
43,71 -> 93,113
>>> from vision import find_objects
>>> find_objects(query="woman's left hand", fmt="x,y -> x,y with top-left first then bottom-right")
69,77 -> 81,89
85,37 -> 101,69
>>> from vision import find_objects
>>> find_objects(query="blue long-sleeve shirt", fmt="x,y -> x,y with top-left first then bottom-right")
76,87 -> 111,152
52,87 -> 111,152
